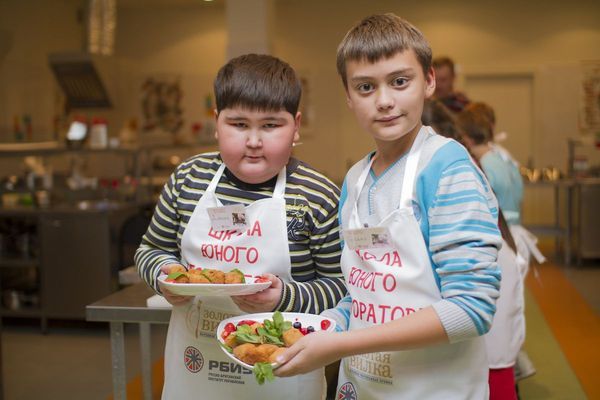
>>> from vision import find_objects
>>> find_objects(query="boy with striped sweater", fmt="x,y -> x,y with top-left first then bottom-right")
136,54 -> 345,398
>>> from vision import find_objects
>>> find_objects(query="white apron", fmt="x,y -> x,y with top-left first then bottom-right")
484,241 -> 525,368
337,128 -> 489,400
509,224 -> 546,279
162,163 -> 325,400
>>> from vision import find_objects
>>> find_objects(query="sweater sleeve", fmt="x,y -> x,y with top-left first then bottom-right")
135,166 -> 185,294
419,146 -> 502,343
275,167 -> 347,314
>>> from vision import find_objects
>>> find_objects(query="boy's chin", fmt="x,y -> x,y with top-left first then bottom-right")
233,166 -> 280,185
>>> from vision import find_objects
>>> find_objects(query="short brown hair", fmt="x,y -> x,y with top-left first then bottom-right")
336,14 -> 432,88
457,107 -> 494,145
214,54 -> 302,115
432,56 -> 456,75
464,102 -> 496,126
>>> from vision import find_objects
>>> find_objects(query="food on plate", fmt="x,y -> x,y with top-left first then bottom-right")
203,269 -> 225,284
169,265 -> 187,274
282,327 -> 304,347
220,312 -> 324,385
165,267 -> 247,285
187,269 -> 211,283
224,269 -> 245,284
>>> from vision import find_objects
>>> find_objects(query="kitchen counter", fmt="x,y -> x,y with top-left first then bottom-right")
87,283 -> 170,400
0,200 -> 144,216
0,202 -> 151,328
524,178 -> 600,263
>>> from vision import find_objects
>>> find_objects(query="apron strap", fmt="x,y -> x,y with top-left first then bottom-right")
206,163 -> 226,194
207,163 -> 287,204
399,127 -> 429,209
351,157 -> 376,228
349,126 -> 429,228
272,167 -> 287,199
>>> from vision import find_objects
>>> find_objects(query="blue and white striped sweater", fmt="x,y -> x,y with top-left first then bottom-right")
324,133 -> 502,342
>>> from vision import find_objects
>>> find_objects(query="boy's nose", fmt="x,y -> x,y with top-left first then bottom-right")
375,88 -> 394,111
246,130 -> 262,147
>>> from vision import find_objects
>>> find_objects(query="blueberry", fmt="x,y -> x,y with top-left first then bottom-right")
293,321 -> 302,329
306,326 -> 315,333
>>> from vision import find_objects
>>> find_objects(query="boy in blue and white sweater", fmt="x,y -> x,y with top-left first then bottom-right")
275,14 -> 501,399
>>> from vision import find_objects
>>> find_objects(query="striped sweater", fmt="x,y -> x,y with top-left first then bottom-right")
135,152 -> 346,314
323,130 -> 502,342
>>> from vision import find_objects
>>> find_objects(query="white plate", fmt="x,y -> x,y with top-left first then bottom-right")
158,274 -> 271,296
216,312 -> 337,370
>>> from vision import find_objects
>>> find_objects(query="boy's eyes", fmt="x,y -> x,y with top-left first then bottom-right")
228,122 -> 281,129
356,83 -> 374,93
263,123 -> 280,129
354,77 -> 409,93
391,77 -> 409,87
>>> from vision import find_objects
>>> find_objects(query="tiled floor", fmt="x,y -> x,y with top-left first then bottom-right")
1,250 -> 598,400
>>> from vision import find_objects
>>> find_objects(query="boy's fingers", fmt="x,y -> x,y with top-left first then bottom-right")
273,345 -> 303,377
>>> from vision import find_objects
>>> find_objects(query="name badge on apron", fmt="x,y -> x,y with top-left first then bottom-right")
343,226 -> 392,250
207,204 -> 248,231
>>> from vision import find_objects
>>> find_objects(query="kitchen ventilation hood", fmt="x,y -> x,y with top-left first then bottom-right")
48,52 -> 112,109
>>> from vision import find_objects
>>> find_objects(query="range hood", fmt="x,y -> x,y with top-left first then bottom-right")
48,52 -> 112,109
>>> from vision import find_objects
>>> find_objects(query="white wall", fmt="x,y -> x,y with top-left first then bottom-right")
272,0 -> 600,183
1,0 -> 599,225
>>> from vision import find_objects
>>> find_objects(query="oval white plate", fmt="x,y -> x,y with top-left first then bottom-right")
216,312 -> 337,370
158,274 -> 271,296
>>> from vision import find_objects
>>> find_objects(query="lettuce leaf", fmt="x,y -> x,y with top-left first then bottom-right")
234,325 -> 261,344
230,268 -> 246,283
253,362 -> 275,385
166,271 -> 186,280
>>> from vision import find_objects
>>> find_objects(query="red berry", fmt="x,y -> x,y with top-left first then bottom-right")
221,322 -> 236,339
320,320 -> 331,330
300,327 -> 308,335
237,320 -> 257,326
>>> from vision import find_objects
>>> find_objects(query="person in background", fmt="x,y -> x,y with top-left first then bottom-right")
433,56 -> 470,113
275,14 -> 502,399
426,99 -> 521,400
135,54 -> 346,399
459,102 -> 544,386
421,98 -> 463,142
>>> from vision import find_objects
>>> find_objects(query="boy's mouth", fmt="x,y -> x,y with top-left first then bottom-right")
375,115 -> 401,123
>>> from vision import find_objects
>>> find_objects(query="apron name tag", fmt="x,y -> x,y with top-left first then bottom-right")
344,227 -> 392,250
207,204 -> 248,231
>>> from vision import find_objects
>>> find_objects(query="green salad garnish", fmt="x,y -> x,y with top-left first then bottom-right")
254,362 -> 275,385
166,271 -> 186,280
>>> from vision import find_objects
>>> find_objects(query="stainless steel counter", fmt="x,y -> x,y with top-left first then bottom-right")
524,178 -> 600,264
87,283 -> 170,400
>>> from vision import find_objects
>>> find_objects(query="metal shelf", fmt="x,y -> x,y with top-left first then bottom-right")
0,306 -> 42,318
0,256 -> 39,268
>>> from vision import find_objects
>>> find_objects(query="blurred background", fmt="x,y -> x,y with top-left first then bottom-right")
0,0 -> 599,399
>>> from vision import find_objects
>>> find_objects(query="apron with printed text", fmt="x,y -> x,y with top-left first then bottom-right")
337,128 -> 489,400
162,163 -> 325,399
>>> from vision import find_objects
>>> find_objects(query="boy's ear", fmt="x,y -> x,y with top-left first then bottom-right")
213,109 -> 219,139
293,112 -> 302,142
425,67 -> 436,98
346,93 -> 354,110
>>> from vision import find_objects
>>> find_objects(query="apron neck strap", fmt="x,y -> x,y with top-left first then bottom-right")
206,163 -> 226,194
272,167 -> 287,199
399,126 -> 428,208
206,163 -> 287,199
350,126 -> 429,227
